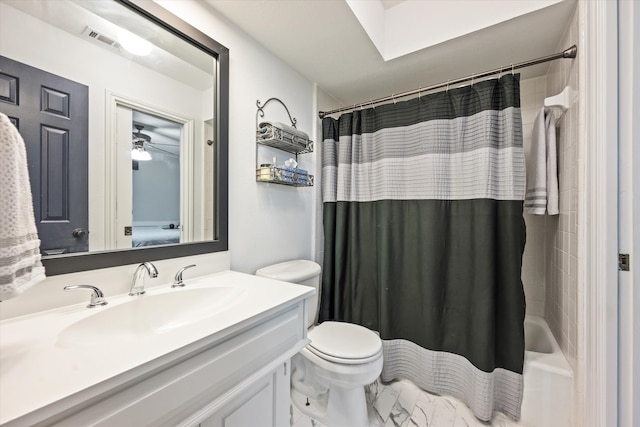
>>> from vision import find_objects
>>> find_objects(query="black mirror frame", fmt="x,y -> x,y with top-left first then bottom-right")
42,0 -> 229,276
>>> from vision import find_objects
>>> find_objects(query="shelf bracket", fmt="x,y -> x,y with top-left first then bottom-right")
256,98 -> 297,129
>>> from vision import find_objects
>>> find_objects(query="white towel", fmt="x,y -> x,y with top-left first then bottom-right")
545,112 -> 559,215
0,113 -> 46,300
524,107 -> 559,215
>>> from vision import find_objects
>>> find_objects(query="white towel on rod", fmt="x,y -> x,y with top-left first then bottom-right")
0,113 -> 46,300
524,107 -> 559,215
545,111 -> 559,215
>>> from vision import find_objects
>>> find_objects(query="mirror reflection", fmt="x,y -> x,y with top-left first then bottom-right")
131,111 -> 181,247
0,0 -> 217,257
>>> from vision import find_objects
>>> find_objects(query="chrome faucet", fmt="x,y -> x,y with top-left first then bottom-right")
129,262 -> 158,296
172,264 -> 196,288
64,285 -> 108,308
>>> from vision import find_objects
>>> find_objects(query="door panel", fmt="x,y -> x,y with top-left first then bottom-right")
0,55 -> 88,254
41,125 -> 69,221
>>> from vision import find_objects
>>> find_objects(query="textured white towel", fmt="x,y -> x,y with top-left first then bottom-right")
545,112 -> 559,214
0,113 -> 46,300
524,107 -> 559,215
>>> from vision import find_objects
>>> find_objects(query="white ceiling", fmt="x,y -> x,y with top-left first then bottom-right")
345,0 -> 565,61
380,0 -> 407,10
203,0 -> 577,107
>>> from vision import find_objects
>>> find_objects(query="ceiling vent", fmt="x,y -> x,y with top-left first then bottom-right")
82,26 -> 121,50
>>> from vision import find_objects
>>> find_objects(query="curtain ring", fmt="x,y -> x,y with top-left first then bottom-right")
471,74 -> 475,86
392,94 -> 397,104
446,80 -> 450,92
499,66 -> 503,78
511,64 -> 515,75
418,87 -> 422,99
371,100 -> 375,110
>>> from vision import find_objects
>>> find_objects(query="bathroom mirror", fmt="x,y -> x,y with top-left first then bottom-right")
0,0 -> 228,275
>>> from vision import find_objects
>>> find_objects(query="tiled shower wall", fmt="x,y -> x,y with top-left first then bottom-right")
520,0 -> 581,377
521,4 -> 582,424
544,5 -> 581,375
545,4 -> 584,426
545,2 -> 586,426
520,76 -> 548,318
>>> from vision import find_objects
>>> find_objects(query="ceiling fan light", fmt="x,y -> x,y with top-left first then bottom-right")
132,146 -> 152,161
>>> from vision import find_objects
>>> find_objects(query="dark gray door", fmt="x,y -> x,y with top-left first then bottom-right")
0,55 -> 89,254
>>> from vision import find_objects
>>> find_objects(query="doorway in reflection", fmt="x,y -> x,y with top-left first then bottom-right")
130,110 -> 181,248
114,107 -> 184,249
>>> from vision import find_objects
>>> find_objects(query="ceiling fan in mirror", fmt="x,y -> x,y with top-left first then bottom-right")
131,124 -> 179,161
132,124 -> 152,161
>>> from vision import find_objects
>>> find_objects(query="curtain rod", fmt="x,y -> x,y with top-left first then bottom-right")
318,45 -> 577,119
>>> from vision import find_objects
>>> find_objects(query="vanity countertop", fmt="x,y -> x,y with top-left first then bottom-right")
0,270 -> 314,426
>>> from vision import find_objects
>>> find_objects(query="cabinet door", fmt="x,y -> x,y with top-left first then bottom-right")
200,362 -> 290,427
273,361 -> 292,427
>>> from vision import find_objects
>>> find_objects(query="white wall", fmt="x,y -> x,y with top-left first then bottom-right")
156,1 -> 317,275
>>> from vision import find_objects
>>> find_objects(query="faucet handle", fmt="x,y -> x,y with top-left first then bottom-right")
172,264 -> 196,288
64,285 -> 108,308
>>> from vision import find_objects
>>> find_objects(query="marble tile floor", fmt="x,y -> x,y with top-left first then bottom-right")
291,378 -> 524,427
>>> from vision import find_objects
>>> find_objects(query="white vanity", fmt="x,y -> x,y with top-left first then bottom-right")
0,271 -> 314,427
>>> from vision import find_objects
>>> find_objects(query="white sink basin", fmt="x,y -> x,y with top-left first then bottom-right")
58,287 -> 242,346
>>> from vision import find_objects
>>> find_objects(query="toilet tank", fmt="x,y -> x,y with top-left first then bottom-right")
255,260 -> 321,328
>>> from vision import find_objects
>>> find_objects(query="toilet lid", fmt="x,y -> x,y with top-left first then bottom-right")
308,321 -> 382,361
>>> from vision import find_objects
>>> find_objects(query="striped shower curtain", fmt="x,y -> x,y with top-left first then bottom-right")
320,74 -> 526,421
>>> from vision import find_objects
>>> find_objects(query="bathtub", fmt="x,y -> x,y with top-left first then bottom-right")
520,316 -> 573,427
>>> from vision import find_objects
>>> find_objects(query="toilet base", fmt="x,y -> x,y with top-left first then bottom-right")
292,382 -> 369,427
291,387 -> 327,423
326,383 -> 368,427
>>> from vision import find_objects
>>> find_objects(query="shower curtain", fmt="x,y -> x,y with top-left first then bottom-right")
320,74 -> 526,421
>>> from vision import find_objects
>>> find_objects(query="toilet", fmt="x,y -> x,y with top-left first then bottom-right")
256,260 -> 383,427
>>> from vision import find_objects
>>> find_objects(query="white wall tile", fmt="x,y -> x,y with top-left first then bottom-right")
543,4 -> 583,425
520,76 -> 547,318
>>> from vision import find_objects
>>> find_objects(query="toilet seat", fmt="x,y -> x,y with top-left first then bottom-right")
308,321 -> 382,365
